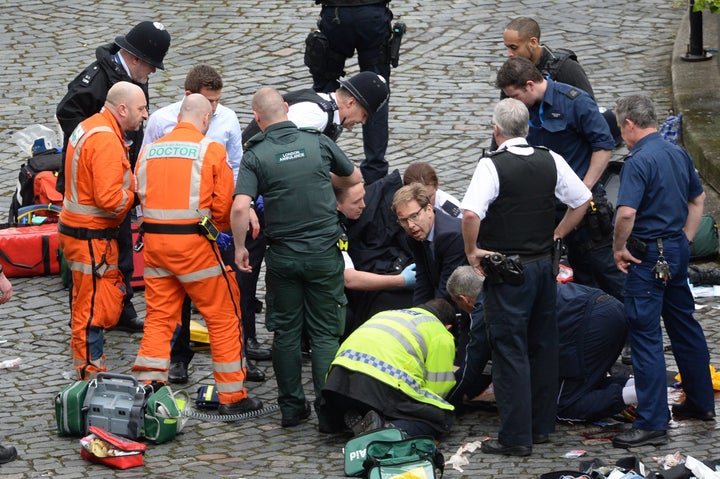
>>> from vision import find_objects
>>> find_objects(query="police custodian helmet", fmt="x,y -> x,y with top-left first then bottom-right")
338,72 -> 390,118
115,21 -> 171,70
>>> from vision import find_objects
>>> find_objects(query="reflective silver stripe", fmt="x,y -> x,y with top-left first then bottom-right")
64,125 -> 121,218
143,266 -> 174,278
137,137 -> 213,221
133,370 -> 166,382
215,381 -> 245,393
145,265 -> 222,282
178,265 -> 223,283
213,359 -> 243,373
426,371 -> 456,383
66,259 -> 119,275
134,356 -> 169,370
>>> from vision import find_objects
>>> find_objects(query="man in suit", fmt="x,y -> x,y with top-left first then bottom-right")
391,182 -> 467,304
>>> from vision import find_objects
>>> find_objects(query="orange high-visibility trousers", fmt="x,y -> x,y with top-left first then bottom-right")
132,233 -> 248,404
59,233 -> 125,380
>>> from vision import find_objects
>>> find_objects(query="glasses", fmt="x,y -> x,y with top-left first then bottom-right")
397,206 -> 426,227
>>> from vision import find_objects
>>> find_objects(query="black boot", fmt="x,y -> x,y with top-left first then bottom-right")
689,266 -> 720,286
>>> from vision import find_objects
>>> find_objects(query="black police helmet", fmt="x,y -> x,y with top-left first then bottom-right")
338,72 -> 389,118
115,21 -> 171,70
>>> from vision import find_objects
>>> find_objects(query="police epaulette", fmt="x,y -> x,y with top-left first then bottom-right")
534,145 -> 550,151
80,64 -> 101,86
298,127 -> 322,134
564,88 -> 581,99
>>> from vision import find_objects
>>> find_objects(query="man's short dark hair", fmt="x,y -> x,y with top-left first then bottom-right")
505,17 -> 541,41
421,298 -> 457,327
496,57 -> 543,90
184,64 -> 223,93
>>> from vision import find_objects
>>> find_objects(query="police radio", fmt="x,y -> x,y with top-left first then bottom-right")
389,22 -> 406,68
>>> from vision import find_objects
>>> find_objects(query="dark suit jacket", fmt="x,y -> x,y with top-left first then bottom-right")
408,209 -> 467,304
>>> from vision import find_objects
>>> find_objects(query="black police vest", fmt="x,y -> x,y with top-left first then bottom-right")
241,90 -> 341,145
478,147 -> 557,256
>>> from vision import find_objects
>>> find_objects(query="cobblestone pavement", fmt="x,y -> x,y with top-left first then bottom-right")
1,1 -> 719,478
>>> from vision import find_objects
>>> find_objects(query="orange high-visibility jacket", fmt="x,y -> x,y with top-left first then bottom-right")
135,122 -> 234,229
60,107 -> 136,229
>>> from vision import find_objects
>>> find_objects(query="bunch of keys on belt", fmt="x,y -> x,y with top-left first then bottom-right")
653,258 -> 670,283
653,238 -> 671,284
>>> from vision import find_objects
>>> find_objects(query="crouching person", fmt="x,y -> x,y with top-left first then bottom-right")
320,299 -> 457,439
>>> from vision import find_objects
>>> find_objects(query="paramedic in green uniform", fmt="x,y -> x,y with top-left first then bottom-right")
231,87 -> 362,429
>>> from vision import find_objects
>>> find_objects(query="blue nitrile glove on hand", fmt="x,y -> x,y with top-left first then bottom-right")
216,232 -> 233,251
401,263 -> 417,288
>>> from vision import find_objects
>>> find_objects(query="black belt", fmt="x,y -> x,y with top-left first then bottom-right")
58,222 -> 119,240
516,252 -> 551,264
141,223 -> 202,235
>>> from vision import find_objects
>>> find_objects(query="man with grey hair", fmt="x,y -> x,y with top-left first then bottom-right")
611,94 -> 714,448
460,97 -> 591,456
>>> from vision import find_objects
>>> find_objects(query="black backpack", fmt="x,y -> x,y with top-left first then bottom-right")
8,149 -> 63,224
540,47 -> 579,80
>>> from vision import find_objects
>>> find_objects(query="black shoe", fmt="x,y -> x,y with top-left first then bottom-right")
672,402 -> 716,421
245,337 -> 271,361
245,359 -> 266,382
218,397 -> 264,415
281,401 -> 311,427
612,428 -> 667,448
0,445 -> 17,464
168,362 -> 189,384
481,439 -> 532,457
532,434 -> 550,444
347,410 -> 384,436
621,344 -> 632,365
111,315 -> 144,333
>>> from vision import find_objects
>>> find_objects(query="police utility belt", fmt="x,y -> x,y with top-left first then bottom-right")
58,222 -> 119,240
141,218 -> 219,242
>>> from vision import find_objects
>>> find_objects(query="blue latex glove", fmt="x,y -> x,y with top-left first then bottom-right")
401,263 -> 417,288
216,232 -> 233,251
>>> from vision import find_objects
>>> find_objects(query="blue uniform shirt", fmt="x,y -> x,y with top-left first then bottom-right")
527,79 -> 614,179
617,131 -> 703,239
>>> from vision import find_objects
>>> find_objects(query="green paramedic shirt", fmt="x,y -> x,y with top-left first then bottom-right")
235,121 -> 355,253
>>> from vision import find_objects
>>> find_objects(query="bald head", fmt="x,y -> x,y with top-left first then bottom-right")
251,87 -> 288,131
105,81 -> 148,131
178,93 -> 213,134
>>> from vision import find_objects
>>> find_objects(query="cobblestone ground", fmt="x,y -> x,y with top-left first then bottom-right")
0,1 -> 719,478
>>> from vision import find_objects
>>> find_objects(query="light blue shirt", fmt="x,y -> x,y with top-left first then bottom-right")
142,97 -> 243,181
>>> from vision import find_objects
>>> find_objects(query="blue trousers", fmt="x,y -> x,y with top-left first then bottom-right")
624,234 -> 714,430
484,257 -> 558,446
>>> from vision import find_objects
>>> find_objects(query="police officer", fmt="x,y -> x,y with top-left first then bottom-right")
230,87 -> 361,429
611,95 -> 715,448
306,0 -> 394,185
321,299 -> 457,438
496,57 -> 624,302
242,71 -> 390,146
56,21 -> 171,333
461,98 -> 591,456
